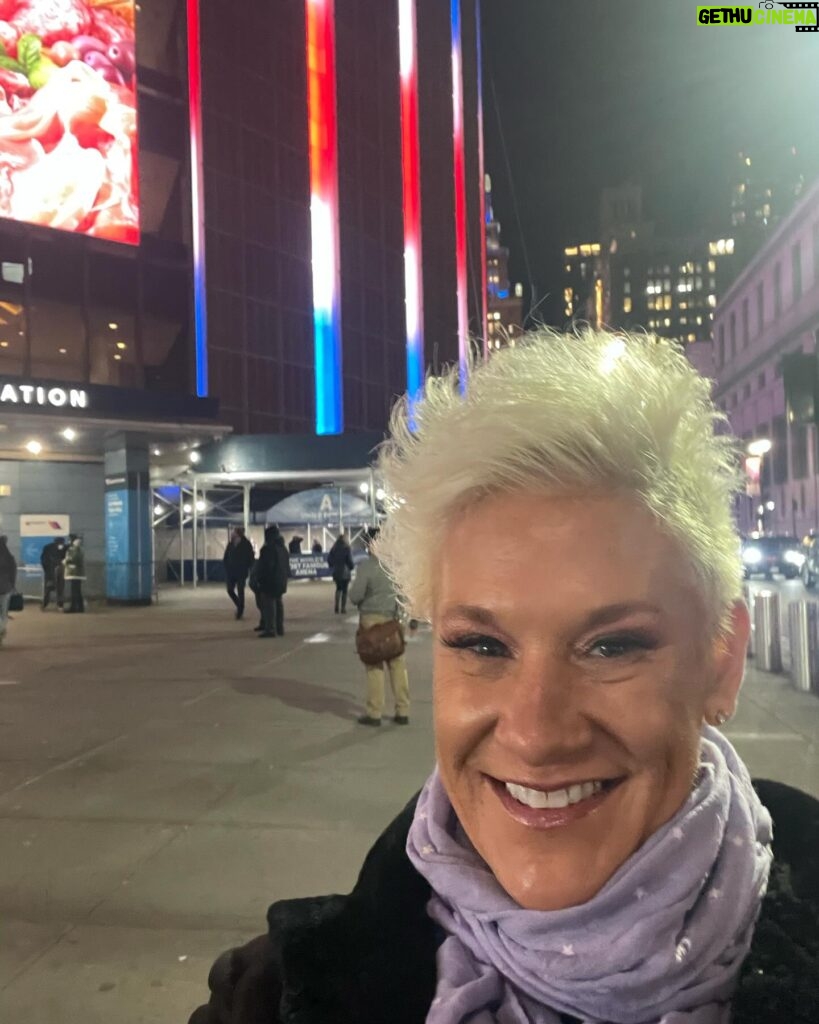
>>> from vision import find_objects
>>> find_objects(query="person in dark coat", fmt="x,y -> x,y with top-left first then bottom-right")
40,536 -> 66,610
311,540 -> 323,555
256,525 -> 290,638
326,532 -> 354,614
288,536 -> 303,556
63,536 -> 86,614
188,330 -> 819,1024
223,527 -> 255,620
0,535 -> 17,643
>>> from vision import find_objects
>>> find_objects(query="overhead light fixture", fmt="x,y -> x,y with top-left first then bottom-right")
359,482 -> 370,495
109,322 -> 118,330
189,450 -> 201,464
113,354 -> 122,361
153,504 -> 165,517
152,447 -> 162,457
61,428 -> 77,442
25,439 -> 42,455
116,341 -> 127,351
58,347 -> 67,355
183,503 -> 192,515
195,499 -> 206,513
375,487 -> 386,501
0,341 -> 8,349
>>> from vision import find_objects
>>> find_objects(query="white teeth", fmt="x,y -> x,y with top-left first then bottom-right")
504,779 -> 605,810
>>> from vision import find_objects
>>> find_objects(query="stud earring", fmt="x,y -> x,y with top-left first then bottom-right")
714,710 -> 729,727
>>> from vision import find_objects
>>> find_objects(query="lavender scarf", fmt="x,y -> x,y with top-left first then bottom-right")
407,728 -> 773,1024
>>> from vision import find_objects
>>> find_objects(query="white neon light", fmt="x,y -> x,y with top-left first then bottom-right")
404,244 -> 420,343
399,0 -> 415,79
310,196 -> 336,314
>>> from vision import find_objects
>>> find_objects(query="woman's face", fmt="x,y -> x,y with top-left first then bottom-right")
433,490 -> 747,911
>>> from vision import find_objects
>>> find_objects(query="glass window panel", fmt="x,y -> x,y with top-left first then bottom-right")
29,237 -> 85,383
0,233 -> 27,376
142,261 -> 191,392
88,252 -> 139,388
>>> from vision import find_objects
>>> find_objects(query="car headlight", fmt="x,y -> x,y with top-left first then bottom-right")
784,550 -> 805,567
743,548 -> 762,565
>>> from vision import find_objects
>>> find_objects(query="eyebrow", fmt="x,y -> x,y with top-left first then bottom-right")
438,601 -> 663,632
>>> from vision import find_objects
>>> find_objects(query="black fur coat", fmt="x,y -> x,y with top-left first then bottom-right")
189,779 -> 819,1024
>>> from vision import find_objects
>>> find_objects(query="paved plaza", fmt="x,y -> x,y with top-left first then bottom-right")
0,583 -> 817,1023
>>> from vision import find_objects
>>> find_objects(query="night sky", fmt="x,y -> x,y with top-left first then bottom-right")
482,0 -> 819,325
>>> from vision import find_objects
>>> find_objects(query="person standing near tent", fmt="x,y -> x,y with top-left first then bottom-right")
40,536 -> 66,610
327,532 -> 354,614
257,525 -> 290,638
223,527 -> 255,620
349,527 -> 410,726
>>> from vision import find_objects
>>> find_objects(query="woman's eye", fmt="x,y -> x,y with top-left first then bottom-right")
442,634 -> 510,659
586,634 -> 654,660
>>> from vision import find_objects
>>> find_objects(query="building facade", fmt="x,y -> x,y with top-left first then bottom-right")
713,177 -> 819,538
0,0 -> 485,598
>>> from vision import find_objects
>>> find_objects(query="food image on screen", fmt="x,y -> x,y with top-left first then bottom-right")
0,0 -> 138,243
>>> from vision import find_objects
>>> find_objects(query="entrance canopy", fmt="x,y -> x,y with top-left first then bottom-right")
189,431 -> 385,487
265,487 -> 372,526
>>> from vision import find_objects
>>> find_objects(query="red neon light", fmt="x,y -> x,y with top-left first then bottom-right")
476,0 -> 488,358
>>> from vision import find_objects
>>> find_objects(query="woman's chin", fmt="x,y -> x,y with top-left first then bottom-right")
473,773 -> 648,911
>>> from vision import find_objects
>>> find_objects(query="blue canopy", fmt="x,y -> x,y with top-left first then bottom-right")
265,488 -> 372,526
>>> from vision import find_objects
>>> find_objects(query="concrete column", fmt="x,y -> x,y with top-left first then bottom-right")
103,435 -> 152,605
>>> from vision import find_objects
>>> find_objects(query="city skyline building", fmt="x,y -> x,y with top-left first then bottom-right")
484,174 -> 524,348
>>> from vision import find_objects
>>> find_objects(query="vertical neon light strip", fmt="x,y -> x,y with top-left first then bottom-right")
399,0 -> 424,406
451,0 -> 469,386
187,0 -> 208,397
476,0 -> 488,359
306,0 -> 343,435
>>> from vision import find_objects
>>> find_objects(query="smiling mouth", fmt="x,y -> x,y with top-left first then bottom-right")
487,775 -> 624,828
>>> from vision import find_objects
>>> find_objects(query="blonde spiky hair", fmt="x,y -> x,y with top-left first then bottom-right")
375,328 -> 743,632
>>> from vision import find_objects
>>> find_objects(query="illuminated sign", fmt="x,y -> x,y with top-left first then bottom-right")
0,381 -> 88,407
0,1 -> 139,243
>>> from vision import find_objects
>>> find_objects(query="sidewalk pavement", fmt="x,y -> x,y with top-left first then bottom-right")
0,583 -> 816,1024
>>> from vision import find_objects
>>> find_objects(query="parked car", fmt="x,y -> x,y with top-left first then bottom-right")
741,535 -> 804,580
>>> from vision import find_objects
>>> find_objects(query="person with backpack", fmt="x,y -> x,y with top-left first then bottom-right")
40,536 -> 66,610
349,527 -> 409,726
327,532 -> 354,614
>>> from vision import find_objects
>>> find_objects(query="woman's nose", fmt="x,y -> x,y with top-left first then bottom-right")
493,656 -> 594,765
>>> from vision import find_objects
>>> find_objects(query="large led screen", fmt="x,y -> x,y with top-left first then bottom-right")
0,0 -> 138,243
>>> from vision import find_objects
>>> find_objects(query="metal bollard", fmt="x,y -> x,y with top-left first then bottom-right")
743,584 -> 755,658
788,601 -> 819,692
753,590 -> 781,672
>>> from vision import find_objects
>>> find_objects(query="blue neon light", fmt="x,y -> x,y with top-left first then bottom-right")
314,310 -> 343,436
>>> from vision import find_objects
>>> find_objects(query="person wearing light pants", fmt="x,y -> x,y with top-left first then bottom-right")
349,528 -> 410,726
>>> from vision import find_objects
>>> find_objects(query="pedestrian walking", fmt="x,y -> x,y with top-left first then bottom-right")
0,535 -> 17,644
288,535 -> 303,556
257,525 -> 290,638
349,527 -> 409,726
40,536 -> 66,610
63,536 -> 86,614
327,532 -> 354,614
223,527 -> 254,620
